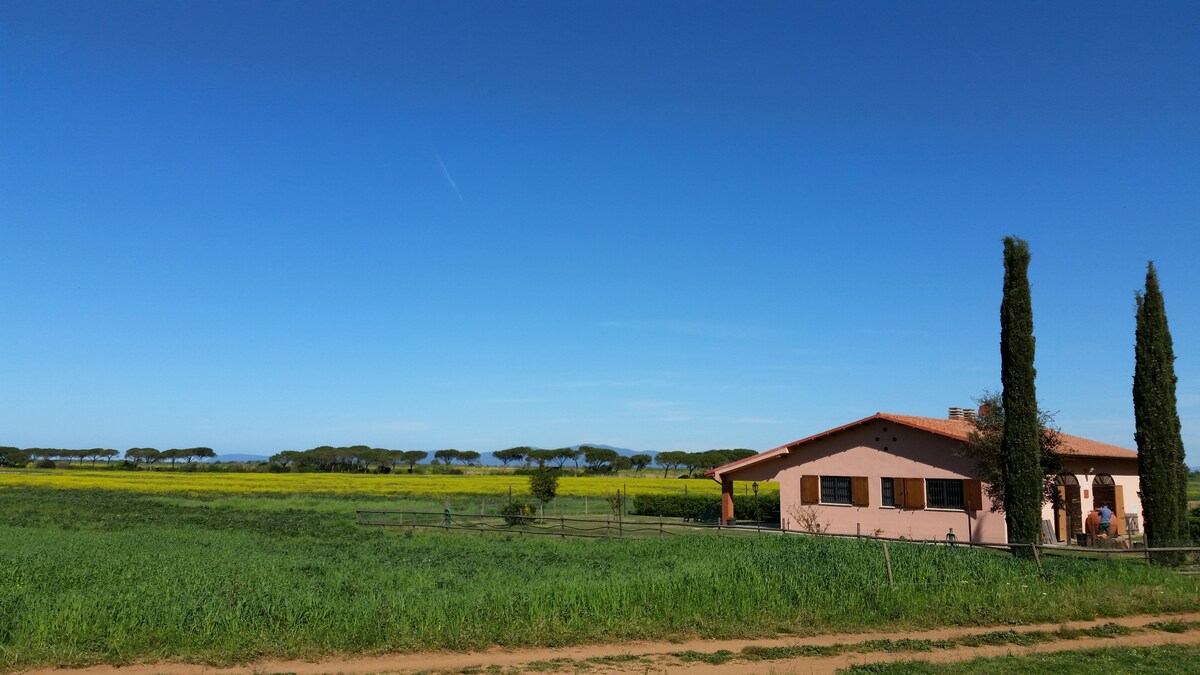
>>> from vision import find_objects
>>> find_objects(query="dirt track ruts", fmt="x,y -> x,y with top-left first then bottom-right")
19,612 -> 1200,675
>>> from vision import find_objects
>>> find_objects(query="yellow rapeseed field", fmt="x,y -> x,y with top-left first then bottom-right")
0,469 -> 777,498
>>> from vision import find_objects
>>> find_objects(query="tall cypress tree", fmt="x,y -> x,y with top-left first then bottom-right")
999,237 -> 1043,546
1134,262 -> 1189,554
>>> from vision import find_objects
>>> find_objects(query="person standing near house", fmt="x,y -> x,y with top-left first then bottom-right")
1084,508 -> 1101,545
1098,504 -> 1114,536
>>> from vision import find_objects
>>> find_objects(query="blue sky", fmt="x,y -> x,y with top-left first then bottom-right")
2,2 -> 1197,464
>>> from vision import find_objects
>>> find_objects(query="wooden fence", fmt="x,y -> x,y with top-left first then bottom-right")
356,509 -> 1200,574
355,509 -> 775,539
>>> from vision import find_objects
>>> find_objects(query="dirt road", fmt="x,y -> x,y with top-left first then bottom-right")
21,612 -> 1200,675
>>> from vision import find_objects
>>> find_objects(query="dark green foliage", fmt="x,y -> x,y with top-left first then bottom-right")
456,450 -> 482,465
630,493 -> 718,519
526,448 -> 557,468
528,468 -> 559,504
498,501 -> 535,526
959,392 -> 1064,512
1134,262 -> 1190,554
0,447 -> 29,467
628,453 -> 653,472
654,450 -> 691,477
999,237 -> 1043,546
492,447 -> 529,466
1188,506 -> 1199,545
581,446 -> 620,473
1,448 -> 121,466
630,493 -> 780,522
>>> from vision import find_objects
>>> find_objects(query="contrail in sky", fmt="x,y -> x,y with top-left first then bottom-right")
435,154 -> 464,201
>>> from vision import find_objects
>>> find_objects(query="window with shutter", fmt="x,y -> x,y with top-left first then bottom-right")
800,475 -> 819,505
964,479 -> 983,511
903,478 -> 925,509
852,476 -> 869,507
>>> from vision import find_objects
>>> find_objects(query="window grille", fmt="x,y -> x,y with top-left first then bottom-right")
821,476 -> 852,504
926,478 -> 964,509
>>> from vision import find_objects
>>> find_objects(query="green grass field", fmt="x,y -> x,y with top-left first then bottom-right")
2,478 -> 1199,670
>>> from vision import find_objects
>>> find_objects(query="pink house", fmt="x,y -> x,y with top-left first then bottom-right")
709,409 -> 1141,545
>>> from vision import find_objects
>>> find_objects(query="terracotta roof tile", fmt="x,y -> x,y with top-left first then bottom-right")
879,413 -> 1137,459
710,411 -> 1136,479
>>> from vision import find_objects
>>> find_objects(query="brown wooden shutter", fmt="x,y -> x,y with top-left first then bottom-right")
904,478 -> 925,509
852,476 -> 869,507
801,475 -> 819,504
964,479 -> 983,512
1113,485 -> 1126,536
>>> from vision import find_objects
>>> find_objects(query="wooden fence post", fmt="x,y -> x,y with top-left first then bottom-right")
1031,543 -> 1045,578
882,541 -> 894,587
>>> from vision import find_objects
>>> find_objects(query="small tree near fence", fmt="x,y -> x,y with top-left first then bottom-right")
605,490 -> 624,517
529,468 -> 559,517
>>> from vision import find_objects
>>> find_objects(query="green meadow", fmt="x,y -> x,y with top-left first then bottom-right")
2,484 -> 1198,670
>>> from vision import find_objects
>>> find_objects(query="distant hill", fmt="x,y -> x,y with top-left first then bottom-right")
210,453 -> 269,463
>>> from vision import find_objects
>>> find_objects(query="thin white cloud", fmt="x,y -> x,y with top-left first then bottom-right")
435,153 -> 464,201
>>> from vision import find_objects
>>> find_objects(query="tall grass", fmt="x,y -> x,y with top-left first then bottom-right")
1,487 -> 1197,669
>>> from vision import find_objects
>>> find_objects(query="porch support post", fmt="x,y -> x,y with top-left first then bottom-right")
721,477 -> 735,525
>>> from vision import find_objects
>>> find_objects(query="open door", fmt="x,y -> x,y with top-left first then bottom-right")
1054,474 -> 1082,543
1113,485 -> 1126,536
1092,474 -> 1119,536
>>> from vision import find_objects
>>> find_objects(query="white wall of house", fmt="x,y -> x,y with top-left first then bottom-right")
1040,457 -> 1142,541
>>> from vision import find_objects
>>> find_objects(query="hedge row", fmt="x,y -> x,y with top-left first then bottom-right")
630,493 -> 780,522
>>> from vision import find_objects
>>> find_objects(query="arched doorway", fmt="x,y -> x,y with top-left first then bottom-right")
1092,474 -> 1116,511
1054,473 -> 1082,543
1090,473 -> 1126,536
